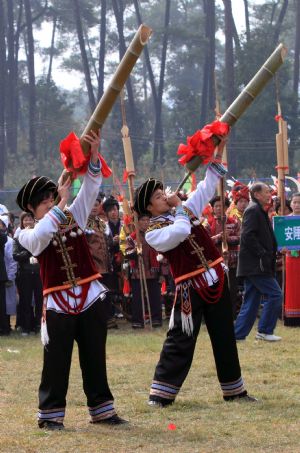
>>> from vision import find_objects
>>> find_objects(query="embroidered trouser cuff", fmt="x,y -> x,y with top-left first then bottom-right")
221,376 -> 246,399
38,407 -> 65,425
149,380 -> 180,405
89,400 -> 117,422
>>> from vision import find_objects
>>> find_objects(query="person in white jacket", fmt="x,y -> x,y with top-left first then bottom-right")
134,161 -> 257,408
0,215 -> 17,334
16,130 -> 127,430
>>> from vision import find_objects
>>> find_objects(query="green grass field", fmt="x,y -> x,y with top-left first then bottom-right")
0,319 -> 299,453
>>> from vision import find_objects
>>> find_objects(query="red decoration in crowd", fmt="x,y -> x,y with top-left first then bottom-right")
123,277 -> 131,297
123,169 -> 129,183
177,121 -> 230,166
231,181 -> 250,202
202,203 -> 214,223
60,131 -> 112,178
123,214 -> 133,226
161,279 -> 167,295
274,114 -> 282,122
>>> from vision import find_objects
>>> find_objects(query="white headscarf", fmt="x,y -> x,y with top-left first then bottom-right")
0,214 -> 9,229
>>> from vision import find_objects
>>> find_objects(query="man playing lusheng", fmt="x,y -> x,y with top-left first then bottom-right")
134,160 -> 257,407
16,130 -> 127,430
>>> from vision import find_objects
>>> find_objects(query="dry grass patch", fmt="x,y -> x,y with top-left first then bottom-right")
0,320 -> 299,453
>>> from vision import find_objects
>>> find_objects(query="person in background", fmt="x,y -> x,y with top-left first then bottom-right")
0,225 -> 8,335
0,215 -> 17,334
13,212 -> 43,335
227,182 -> 250,226
283,192 -> 300,326
206,196 -> 240,317
275,199 -> 292,216
273,200 -> 293,290
0,203 -> 8,215
125,214 -> 162,328
102,196 -> 124,319
234,182 -> 282,342
85,196 -> 117,329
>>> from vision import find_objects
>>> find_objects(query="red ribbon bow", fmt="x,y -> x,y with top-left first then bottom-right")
177,120 -> 230,166
60,131 -> 112,178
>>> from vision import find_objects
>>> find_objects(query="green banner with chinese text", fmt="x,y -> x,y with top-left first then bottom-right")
273,216 -> 300,250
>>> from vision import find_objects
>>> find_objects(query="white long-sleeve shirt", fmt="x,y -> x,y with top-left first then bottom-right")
19,160 -> 107,314
146,163 -> 226,286
4,236 -> 17,281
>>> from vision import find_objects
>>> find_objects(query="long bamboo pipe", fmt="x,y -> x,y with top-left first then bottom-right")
176,43 -> 287,191
80,24 -> 152,153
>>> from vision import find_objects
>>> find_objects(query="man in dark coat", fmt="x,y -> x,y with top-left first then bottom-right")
235,182 -> 282,341
0,230 -> 9,335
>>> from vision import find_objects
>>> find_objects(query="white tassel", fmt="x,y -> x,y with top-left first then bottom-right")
156,254 -> 164,262
41,319 -> 49,346
181,312 -> 194,336
168,306 -> 175,331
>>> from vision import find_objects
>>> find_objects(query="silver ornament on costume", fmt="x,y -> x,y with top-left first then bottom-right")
61,235 -> 67,242
52,239 -> 58,247
77,228 -> 83,235
192,220 -> 201,226
156,253 -> 164,262
70,230 -> 77,238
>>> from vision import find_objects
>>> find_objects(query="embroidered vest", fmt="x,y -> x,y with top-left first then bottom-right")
37,211 -> 100,296
147,208 -> 224,303
85,216 -> 111,274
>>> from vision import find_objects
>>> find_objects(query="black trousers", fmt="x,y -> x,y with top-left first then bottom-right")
17,271 -> 43,332
228,268 -> 238,317
131,278 -> 162,326
38,299 -> 115,423
149,280 -> 244,402
0,282 -> 9,334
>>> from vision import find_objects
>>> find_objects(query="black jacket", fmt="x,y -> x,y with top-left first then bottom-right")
13,238 -> 40,274
0,231 -> 8,282
237,200 -> 277,277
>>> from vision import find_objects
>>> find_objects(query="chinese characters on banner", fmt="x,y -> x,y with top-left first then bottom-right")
273,216 -> 300,250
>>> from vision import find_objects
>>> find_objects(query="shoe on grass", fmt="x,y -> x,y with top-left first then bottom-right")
224,393 -> 258,402
91,415 -> 128,425
148,398 -> 173,408
255,332 -> 281,342
39,420 -> 65,431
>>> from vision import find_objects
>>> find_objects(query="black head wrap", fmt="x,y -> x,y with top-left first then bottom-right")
134,178 -> 163,216
16,176 -> 58,213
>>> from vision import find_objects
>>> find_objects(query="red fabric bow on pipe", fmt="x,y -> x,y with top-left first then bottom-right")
60,131 -> 112,178
177,121 -> 230,166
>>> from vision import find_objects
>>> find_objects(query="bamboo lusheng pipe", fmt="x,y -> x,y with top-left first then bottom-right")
176,43 -> 287,191
276,102 -> 289,216
80,24 -> 152,154
120,91 -> 153,329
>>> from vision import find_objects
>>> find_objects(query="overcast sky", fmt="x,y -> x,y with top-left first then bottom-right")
35,0 -> 264,90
